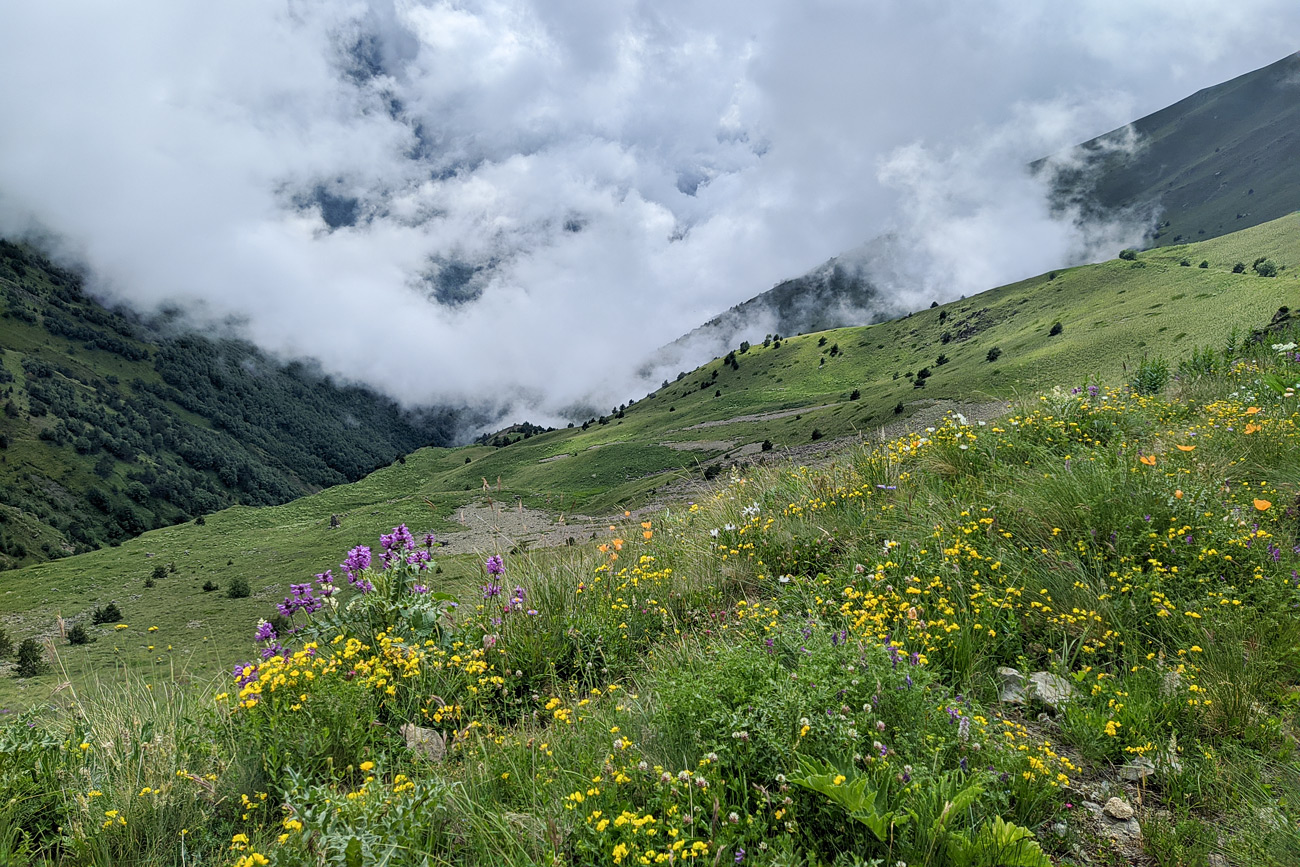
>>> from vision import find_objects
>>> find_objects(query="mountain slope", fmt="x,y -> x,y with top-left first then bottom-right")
1048,50 -> 1300,248
0,241 -> 461,568
2,214 -> 1296,707
676,51 -> 1300,346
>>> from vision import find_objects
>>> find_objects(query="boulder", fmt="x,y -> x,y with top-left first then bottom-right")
996,666 -> 1026,704
1083,799 -> 1142,846
1027,671 -> 1075,711
400,723 -> 446,763
1103,797 -> 1134,820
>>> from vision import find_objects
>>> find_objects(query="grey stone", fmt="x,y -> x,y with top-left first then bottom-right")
401,723 -> 446,762
1084,799 -> 1141,844
996,666 -> 1025,704
1120,755 -> 1156,782
1104,797 -> 1134,820
1027,671 -> 1075,711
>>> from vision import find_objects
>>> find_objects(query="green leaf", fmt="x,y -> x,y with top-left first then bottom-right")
344,836 -> 364,867
789,756 -> 909,842
967,816 -> 1052,867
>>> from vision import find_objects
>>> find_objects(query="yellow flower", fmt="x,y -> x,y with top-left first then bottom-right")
359,761 -> 374,772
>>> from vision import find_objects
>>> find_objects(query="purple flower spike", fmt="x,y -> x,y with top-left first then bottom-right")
485,554 -> 505,575
342,545 -> 371,576
381,524 -> 416,552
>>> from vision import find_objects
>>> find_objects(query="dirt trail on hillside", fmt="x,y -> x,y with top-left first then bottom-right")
681,403 -> 839,430
433,398 -> 1011,556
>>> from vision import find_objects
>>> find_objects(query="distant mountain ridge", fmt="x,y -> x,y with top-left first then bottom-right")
1046,51 -> 1300,247
670,50 -> 1300,351
0,241 -> 462,569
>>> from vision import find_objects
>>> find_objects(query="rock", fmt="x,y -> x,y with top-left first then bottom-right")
1104,797 -> 1134,820
996,666 -> 1026,704
401,723 -> 446,763
1027,671 -> 1075,711
330,513 -> 342,529
1120,756 -> 1156,782
1084,799 -> 1142,845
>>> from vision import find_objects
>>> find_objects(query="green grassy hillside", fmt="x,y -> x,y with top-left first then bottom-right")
2,312 -> 1297,866
1051,51 -> 1300,247
2,215 -> 1297,709
0,241 -> 459,568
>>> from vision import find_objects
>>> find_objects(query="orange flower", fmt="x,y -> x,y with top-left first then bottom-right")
1243,423 -> 1262,435
643,530 -> 653,540
641,521 -> 652,530
1174,490 -> 1183,499
1175,444 -> 1195,452
612,538 -> 624,550
1139,455 -> 1156,466
1253,499 -> 1271,511
1245,407 -> 1261,415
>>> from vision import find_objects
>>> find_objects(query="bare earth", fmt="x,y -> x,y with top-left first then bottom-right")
434,398 -> 1011,556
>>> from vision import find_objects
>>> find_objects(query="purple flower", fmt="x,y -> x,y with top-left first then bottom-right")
254,621 -> 277,643
1088,385 -> 1100,397
424,533 -> 437,549
734,848 -> 745,864
412,584 -> 428,594
485,554 -> 505,575
342,545 -> 371,577
381,524 -> 416,553
482,583 -> 502,600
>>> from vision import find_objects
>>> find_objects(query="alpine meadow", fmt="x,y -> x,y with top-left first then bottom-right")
2,13 -> 1300,867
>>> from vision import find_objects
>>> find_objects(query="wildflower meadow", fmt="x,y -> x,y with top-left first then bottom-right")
2,332 -> 1299,866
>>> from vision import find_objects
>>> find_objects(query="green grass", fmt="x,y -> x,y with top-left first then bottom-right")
2,214 -> 1298,709
3,329 -> 1298,866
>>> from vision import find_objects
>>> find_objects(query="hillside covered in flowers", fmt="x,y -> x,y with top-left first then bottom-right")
2,335 -> 1299,866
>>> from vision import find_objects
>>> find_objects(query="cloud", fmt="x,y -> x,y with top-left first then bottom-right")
0,1 -> 1296,429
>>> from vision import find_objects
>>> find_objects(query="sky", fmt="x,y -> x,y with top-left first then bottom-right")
0,1 -> 1296,427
